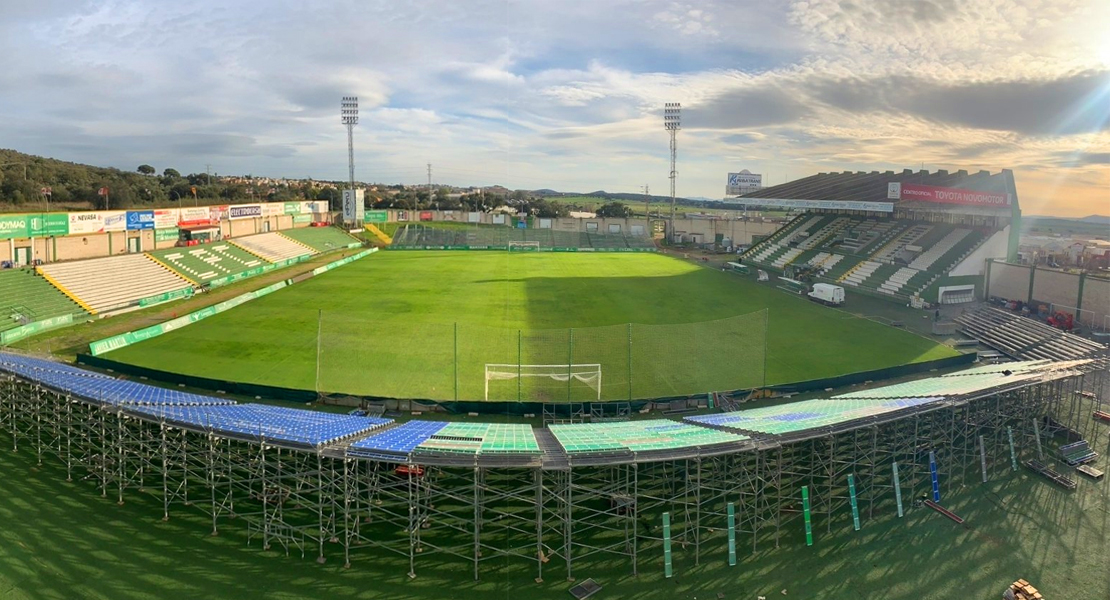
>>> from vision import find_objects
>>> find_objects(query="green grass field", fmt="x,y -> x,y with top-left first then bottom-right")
2,422 -> 1107,600
102,251 -> 956,400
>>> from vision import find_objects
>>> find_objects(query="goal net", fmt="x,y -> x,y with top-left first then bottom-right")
485,363 -> 601,400
508,241 -> 541,252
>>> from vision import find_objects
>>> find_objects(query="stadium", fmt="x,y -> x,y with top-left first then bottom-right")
1,163 -> 1109,599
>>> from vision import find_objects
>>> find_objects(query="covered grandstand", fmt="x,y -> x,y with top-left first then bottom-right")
0,226 -> 362,343
1,349 -> 1104,580
735,169 -> 1019,305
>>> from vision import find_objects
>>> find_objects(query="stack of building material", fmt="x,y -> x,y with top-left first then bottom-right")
1007,579 -> 1043,600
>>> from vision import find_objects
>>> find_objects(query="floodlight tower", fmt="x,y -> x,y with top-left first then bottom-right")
341,96 -> 359,223
664,102 -> 681,240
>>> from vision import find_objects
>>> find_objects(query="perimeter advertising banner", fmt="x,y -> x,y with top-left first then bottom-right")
103,211 -> 127,232
365,210 -> 388,223
153,209 -> 178,229
0,213 -> 71,238
68,210 -> 127,234
735,198 -> 895,213
890,182 -> 1011,207
155,228 -> 180,243
209,205 -> 228,223
263,203 -> 285,217
67,211 -> 104,235
29,214 -> 69,237
229,204 -> 262,220
178,206 -> 211,226
284,202 -> 303,215
0,214 -> 30,239
126,210 -> 155,230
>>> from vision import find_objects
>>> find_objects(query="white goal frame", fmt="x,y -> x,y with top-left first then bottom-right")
508,241 -> 541,252
484,363 -> 602,400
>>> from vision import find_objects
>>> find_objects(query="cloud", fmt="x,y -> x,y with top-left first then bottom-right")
685,84 -> 810,129
809,70 -> 1110,135
0,0 -> 1106,216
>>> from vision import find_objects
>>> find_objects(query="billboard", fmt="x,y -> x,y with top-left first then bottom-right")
229,204 -> 262,220
103,211 -> 127,232
365,210 -> 388,223
208,205 -> 228,223
69,210 -> 126,233
178,206 -> 211,226
726,171 -> 763,196
29,214 -> 68,237
126,210 -> 156,230
305,200 -> 329,214
0,214 -> 29,239
153,209 -> 178,229
342,189 -> 365,223
155,228 -> 180,243
891,182 -> 1011,207
68,211 -> 105,235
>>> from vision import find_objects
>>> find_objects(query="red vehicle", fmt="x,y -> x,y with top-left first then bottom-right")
1046,311 -> 1074,331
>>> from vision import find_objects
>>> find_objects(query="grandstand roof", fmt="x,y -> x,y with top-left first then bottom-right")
738,168 -> 1017,213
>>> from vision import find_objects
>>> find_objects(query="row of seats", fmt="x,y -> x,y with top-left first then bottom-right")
229,232 -> 314,263
745,215 -> 827,263
0,269 -> 85,332
38,254 -> 191,313
909,229 -> 972,271
841,260 -> 881,287
872,224 -> 932,263
838,219 -> 903,254
796,217 -> 852,251
956,306 -> 1107,361
153,244 -> 265,283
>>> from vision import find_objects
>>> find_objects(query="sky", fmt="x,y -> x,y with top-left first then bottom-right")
1,0 -> 1108,217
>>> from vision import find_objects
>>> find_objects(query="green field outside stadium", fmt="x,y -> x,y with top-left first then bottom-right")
102,251 -> 958,400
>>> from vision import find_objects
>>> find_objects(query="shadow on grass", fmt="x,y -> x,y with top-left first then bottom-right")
1,423 -> 1107,600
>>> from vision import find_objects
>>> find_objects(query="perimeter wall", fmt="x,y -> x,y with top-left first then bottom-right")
985,259 -> 1110,328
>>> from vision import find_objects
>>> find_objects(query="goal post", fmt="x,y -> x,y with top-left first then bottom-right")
507,241 -> 541,252
485,363 -> 601,400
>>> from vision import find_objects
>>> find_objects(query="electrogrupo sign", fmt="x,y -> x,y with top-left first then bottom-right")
229,204 -> 263,220
890,182 -> 1010,207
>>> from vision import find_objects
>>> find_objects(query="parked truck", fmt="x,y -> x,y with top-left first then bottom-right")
807,283 -> 845,307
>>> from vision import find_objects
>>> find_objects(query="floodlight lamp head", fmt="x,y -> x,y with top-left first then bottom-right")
341,96 -> 359,125
664,102 -> 681,130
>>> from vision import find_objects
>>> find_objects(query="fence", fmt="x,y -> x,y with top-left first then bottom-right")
317,310 -> 768,402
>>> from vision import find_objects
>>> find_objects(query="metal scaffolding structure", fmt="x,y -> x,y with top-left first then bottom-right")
0,360 -> 1106,583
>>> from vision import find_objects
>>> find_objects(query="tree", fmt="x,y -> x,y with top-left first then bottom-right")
137,164 -> 155,175
595,201 -> 633,218
163,168 -> 180,178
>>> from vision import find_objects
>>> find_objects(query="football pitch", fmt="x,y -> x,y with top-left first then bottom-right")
102,251 -> 957,400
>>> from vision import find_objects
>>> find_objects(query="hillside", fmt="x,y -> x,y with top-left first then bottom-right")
0,148 -> 337,212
